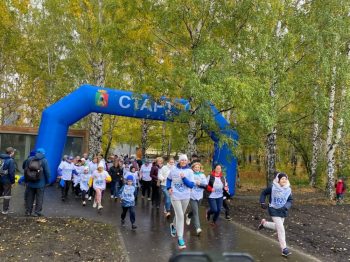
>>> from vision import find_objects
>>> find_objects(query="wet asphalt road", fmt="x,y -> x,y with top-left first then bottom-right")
6,185 -> 320,262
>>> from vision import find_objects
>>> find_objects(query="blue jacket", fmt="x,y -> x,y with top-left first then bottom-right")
260,186 -> 293,218
0,153 -> 16,185
25,153 -> 51,188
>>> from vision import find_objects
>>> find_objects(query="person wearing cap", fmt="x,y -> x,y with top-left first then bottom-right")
79,166 -> 91,206
119,174 -> 137,230
139,159 -> 152,200
185,161 -> 207,235
91,162 -> 112,210
167,154 -> 195,249
24,148 -> 50,217
123,166 -> 140,204
57,155 -> 78,201
0,147 -> 16,215
158,157 -> 175,218
258,172 -> 293,257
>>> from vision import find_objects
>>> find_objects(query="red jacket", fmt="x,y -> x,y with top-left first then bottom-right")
336,180 -> 346,194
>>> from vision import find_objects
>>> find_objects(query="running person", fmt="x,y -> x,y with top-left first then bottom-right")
206,164 -> 229,226
167,154 -> 194,249
185,162 -> 207,235
258,172 -> 293,257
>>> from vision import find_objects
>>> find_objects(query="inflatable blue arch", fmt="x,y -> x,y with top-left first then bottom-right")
35,85 -> 239,195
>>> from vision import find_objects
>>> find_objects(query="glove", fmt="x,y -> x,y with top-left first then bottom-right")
260,203 -> 268,209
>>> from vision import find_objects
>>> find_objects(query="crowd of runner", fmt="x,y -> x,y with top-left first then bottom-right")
0,147 -> 293,256
54,152 -> 232,249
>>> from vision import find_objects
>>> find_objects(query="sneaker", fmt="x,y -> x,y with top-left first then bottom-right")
147,198 -> 151,201
98,204 -> 103,210
196,228 -> 202,236
131,224 -> 137,230
1,210 -> 8,215
85,194 -> 89,199
166,212 -> 171,218
170,223 -> 177,237
282,248 -> 291,257
258,219 -> 266,230
88,196 -> 92,201
178,238 -> 186,249
185,214 -> 191,226
93,201 -> 97,208
82,201 -> 86,206
111,195 -> 114,199
225,215 -> 232,221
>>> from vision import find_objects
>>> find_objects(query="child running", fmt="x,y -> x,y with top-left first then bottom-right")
119,175 -> 137,230
80,166 -> 91,206
258,172 -> 293,257
185,162 -> 207,236
91,163 -> 111,210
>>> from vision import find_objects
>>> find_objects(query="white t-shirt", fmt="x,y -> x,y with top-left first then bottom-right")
58,161 -> 76,181
140,164 -> 152,181
207,176 -> 224,199
92,170 -> 109,190
80,173 -> 91,191
89,162 -> 98,174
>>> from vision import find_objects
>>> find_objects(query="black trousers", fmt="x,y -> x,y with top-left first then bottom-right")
141,180 -> 152,198
121,206 -> 135,224
61,180 -> 72,199
0,183 -> 11,212
151,181 -> 160,207
25,187 -> 44,215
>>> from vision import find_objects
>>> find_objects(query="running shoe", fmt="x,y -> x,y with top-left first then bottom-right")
93,201 -> 97,208
82,201 -> 86,206
258,219 -> 266,230
282,248 -> 291,257
170,223 -> 177,237
196,228 -> 202,236
132,224 -> 137,230
178,238 -> 186,249
185,213 -> 191,226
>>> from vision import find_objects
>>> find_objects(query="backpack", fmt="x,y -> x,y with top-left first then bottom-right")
0,158 -> 8,176
25,159 -> 43,182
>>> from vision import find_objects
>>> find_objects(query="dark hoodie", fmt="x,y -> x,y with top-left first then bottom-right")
25,152 -> 50,188
0,153 -> 15,184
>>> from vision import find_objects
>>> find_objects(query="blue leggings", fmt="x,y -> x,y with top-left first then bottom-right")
208,197 -> 223,222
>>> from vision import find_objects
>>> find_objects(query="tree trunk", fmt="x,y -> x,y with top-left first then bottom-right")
310,85 -> 320,186
161,122 -> 166,156
310,113 -> 320,187
141,119 -> 150,158
325,67 -> 337,200
103,115 -> 118,159
266,127 -> 277,184
88,0 -> 105,156
187,119 -> 198,157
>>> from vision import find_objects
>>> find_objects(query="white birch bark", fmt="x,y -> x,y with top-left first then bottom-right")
88,0 -> 105,156
310,85 -> 320,187
141,119 -> 150,158
325,67 -> 342,200
187,119 -> 198,158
